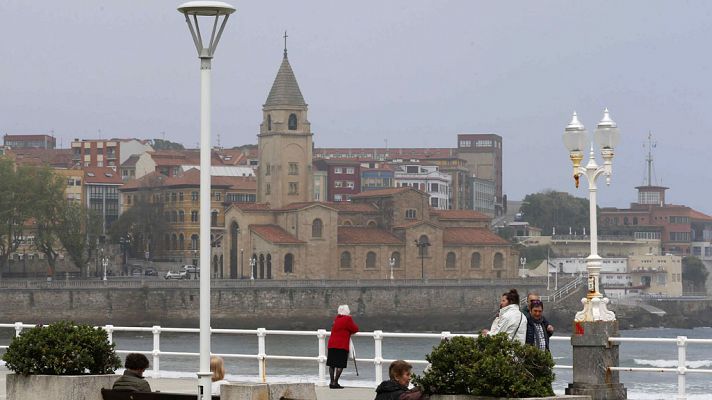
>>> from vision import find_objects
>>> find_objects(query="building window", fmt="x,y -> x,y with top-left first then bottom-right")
171,192 -> 177,202
346,167 -> 355,174
334,194 -> 343,201
312,219 -> 323,238
430,183 -> 439,192
214,192 -> 221,201
390,252 -> 401,268
171,211 -> 177,223
191,234 -> 199,250
179,210 -> 185,222
334,181 -> 343,188
670,232 -> 691,242
171,234 -> 177,251
405,209 -> 417,219
446,252 -> 456,269
288,113 -> 298,130
340,251 -> 351,268
459,140 -> 472,147
179,192 -> 184,202
179,234 -> 184,250
289,182 -> 299,195
334,167 -> 343,174
211,210 -> 218,226
191,211 -> 199,223
127,195 -> 132,205
191,191 -> 198,201
471,252 -> 481,269
367,220 -> 377,228
265,183 -> 271,195
289,163 -> 299,175
267,114 -> 272,131
431,198 -> 439,208
366,252 -> 377,269
265,163 -> 271,176
493,253 -> 504,269
284,253 -> 294,273
345,181 -> 355,189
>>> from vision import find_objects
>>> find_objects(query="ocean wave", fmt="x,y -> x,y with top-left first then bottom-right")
634,359 -> 712,369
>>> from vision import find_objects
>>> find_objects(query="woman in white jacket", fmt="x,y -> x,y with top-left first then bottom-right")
481,288 -> 527,344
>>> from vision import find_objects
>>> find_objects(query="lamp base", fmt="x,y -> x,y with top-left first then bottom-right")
574,296 -> 616,322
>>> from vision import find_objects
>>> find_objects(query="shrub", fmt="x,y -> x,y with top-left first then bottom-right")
412,334 -> 555,398
2,321 -> 122,375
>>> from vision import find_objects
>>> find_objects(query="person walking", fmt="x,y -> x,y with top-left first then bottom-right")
481,288 -> 527,344
327,304 -> 359,389
525,299 -> 554,352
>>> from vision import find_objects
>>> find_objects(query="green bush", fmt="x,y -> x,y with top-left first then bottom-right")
2,321 -> 122,375
412,334 -> 555,398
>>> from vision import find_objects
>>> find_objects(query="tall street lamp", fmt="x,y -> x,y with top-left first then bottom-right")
249,257 -> 255,280
562,109 -> 620,322
102,257 -> 108,281
388,256 -> 396,280
414,239 -> 431,281
177,2 -> 235,400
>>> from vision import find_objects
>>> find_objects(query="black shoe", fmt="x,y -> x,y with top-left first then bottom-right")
334,383 -> 344,389
329,384 -> 338,389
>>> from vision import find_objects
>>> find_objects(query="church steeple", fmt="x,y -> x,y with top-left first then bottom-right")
257,43 -> 313,208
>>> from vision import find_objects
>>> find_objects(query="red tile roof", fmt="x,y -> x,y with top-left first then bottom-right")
690,209 -> 712,222
233,203 -> 272,211
338,227 -> 403,245
84,167 -> 124,185
7,148 -> 74,168
443,228 -> 510,246
432,209 -> 490,221
326,202 -> 380,213
121,169 -> 256,191
250,225 -> 304,244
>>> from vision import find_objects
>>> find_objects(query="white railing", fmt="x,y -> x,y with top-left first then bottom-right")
0,323 -> 710,399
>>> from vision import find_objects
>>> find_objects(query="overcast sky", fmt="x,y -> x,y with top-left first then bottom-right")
2,1 -> 711,212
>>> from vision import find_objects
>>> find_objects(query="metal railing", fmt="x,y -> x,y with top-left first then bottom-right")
0,322 -> 710,399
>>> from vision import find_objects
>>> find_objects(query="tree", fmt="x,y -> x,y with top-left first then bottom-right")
682,256 -> 708,293
520,190 -> 592,236
0,159 -> 36,273
151,139 -> 185,150
58,203 -> 101,278
26,166 -> 67,277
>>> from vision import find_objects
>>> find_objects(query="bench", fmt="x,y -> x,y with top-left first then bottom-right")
101,388 -> 220,400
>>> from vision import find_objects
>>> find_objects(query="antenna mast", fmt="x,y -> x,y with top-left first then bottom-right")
645,132 -> 657,186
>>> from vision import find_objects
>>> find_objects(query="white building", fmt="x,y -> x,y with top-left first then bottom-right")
394,163 -> 452,210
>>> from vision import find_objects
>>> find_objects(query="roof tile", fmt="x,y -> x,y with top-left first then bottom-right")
443,228 -> 510,246
250,224 -> 304,244
338,227 -> 403,245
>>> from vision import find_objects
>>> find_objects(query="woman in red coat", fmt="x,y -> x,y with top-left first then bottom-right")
326,304 -> 359,389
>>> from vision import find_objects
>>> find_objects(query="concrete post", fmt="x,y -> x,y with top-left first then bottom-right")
566,320 -> 627,400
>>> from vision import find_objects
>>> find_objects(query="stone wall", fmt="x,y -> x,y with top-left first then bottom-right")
0,283 -> 547,331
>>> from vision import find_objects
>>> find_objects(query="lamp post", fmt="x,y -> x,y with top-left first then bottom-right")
562,109 -> 620,322
414,239 -> 431,281
388,257 -> 396,280
102,257 -> 108,281
249,257 -> 255,280
239,248 -> 244,279
177,2 -> 235,400
520,256 -> 527,271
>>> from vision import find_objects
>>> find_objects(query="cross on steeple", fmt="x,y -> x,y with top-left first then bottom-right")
283,30 -> 288,57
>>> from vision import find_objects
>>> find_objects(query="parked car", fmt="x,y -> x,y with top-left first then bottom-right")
165,270 -> 188,280
144,267 -> 158,276
182,265 -> 200,274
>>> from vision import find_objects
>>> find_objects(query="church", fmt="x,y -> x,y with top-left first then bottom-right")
221,48 -> 516,280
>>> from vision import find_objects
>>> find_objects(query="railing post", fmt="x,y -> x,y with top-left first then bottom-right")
152,325 -> 161,378
14,322 -> 23,337
374,330 -> 383,386
257,328 -> 267,383
317,329 -> 327,387
441,331 -> 452,341
105,324 -> 114,344
676,336 -> 687,400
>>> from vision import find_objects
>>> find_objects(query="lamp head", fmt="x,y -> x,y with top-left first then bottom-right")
562,111 -> 588,153
178,1 -> 235,16
594,108 -> 620,150
177,1 -> 235,58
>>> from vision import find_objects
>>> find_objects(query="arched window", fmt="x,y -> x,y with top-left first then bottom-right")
418,235 -> 430,257
266,254 -> 272,279
171,234 -> 177,251
446,252 -> 456,269
171,192 -> 177,202
470,252 -> 481,269
179,234 -> 185,250
164,234 -> 170,250
171,211 -> 178,223
179,210 -> 185,222
366,252 -> 377,269
211,210 -> 218,227
288,113 -> 297,130
633,217 -> 638,225
390,252 -> 401,268
493,252 -> 504,269
284,253 -> 294,273
191,234 -> 199,250
367,220 -> 377,228
340,252 -> 351,268
343,220 -> 353,226
312,218 -> 323,238
267,114 -> 272,131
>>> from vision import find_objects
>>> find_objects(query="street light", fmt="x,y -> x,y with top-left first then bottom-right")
102,257 -> 108,281
388,257 -> 396,280
249,257 -> 255,280
177,2 -> 235,400
562,109 -> 620,322
414,239 -> 431,280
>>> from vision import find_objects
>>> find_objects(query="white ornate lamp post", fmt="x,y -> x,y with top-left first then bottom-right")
177,2 -> 235,399
102,257 -> 108,281
249,257 -> 255,280
388,257 -> 396,280
562,109 -> 620,322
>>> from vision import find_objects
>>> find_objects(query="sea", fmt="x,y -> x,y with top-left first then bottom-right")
2,326 -> 711,399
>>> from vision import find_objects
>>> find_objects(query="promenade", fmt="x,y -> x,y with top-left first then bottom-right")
0,367 -> 372,400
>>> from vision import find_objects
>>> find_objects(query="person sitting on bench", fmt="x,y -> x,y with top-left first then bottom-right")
113,353 -> 152,392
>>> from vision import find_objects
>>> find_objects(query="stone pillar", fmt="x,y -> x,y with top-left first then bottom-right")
566,320 -> 627,400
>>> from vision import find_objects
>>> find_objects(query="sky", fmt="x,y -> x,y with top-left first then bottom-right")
2,1 -> 711,212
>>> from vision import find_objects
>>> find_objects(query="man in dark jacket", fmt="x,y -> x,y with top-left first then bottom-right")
525,300 -> 553,352
112,353 -> 152,392
375,360 -> 427,400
